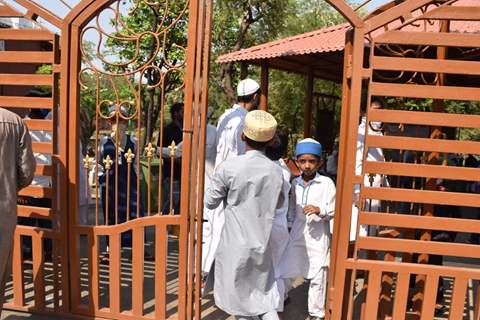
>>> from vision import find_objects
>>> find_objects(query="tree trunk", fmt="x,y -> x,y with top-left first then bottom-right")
218,2 -> 258,104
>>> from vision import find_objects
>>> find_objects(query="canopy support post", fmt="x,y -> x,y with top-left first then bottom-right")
240,62 -> 248,80
304,68 -> 314,137
260,62 -> 269,111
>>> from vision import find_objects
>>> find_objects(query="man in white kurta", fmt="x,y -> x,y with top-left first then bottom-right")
279,138 -> 336,320
202,79 -> 261,275
351,99 -> 385,240
204,110 -> 283,320
201,123 -> 219,272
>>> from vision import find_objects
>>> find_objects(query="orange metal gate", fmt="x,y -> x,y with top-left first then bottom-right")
2,0 -> 212,319
328,1 -> 480,319
3,0 -> 480,319
0,2 -> 69,314
63,1 -> 212,319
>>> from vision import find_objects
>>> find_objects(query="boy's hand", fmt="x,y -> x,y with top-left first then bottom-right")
303,205 -> 320,216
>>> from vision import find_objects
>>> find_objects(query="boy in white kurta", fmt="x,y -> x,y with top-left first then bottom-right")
279,138 -> 335,320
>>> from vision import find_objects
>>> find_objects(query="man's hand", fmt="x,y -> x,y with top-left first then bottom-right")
303,205 -> 320,216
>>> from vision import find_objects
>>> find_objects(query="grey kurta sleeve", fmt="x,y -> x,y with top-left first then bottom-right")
17,123 -> 35,190
204,163 -> 228,210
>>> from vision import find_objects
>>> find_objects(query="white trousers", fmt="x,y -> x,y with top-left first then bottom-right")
308,267 -> 328,318
201,205 -> 224,273
235,310 -> 279,320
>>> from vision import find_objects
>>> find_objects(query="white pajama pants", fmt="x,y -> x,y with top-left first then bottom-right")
308,267 -> 328,318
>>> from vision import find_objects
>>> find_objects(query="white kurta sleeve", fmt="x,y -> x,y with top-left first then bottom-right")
234,118 -> 245,155
204,163 -> 228,210
320,179 -> 336,221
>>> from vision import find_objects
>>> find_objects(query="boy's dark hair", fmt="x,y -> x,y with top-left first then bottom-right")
371,97 -> 384,108
170,102 -> 184,119
237,89 -> 260,103
266,133 -> 288,161
296,153 -> 321,161
245,136 -> 269,151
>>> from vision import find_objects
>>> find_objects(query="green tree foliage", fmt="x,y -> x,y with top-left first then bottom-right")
264,1 -> 345,150
209,0 -> 294,118
210,0 -> 347,153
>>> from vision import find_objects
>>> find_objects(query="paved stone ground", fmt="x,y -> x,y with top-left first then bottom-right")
2,217 -> 478,319
1,280 -> 309,320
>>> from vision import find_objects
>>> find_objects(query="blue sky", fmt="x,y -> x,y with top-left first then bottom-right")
367,0 -> 390,10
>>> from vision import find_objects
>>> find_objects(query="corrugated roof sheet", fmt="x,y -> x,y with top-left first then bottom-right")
216,23 -> 350,63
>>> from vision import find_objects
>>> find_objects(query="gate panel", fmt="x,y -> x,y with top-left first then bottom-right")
330,1 -> 480,319
64,1 -> 212,319
0,2 -> 68,314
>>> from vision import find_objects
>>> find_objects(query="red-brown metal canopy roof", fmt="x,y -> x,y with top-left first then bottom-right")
217,23 -> 350,83
216,0 -> 479,83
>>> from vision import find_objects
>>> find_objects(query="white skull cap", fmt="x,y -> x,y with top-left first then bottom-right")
237,78 -> 260,97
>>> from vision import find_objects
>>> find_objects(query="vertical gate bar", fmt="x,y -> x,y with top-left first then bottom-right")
67,21 -> 81,311
327,25 -> 354,320
95,73 -> 100,226
187,0 -> 208,317
132,227 -> 144,316
178,0 -> 201,317
109,233 -> 121,315
32,233 -> 45,310
12,230 -> 25,307
169,156 -> 175,215
346,268 -> 358,320
147,153 -> 151,216
364,270 -> 381,319
392,272 -> 410,320
449,277 -> 469,320
157,80 -> 165,216
420,274 -> 439,320
90,232 -> 99,312
136,83 -> 141,221
50,33 -> 61,312
126,151 -> 132,221
114,110 -> 119,224
331,26 -> 366,319
195,1 -> 214,318
155,223 -> 167,319
59,24 -> 71,311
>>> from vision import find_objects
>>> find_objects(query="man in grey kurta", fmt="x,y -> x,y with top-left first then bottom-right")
0,108 -> 36,314
204,110 -> 283,320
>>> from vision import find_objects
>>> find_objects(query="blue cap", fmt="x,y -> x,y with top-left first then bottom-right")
295,138 -> 322,157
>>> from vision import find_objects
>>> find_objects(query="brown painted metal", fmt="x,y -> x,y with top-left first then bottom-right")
4,0 -> 480,319
328,1 -> 480,319
0,1 -> 67,314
